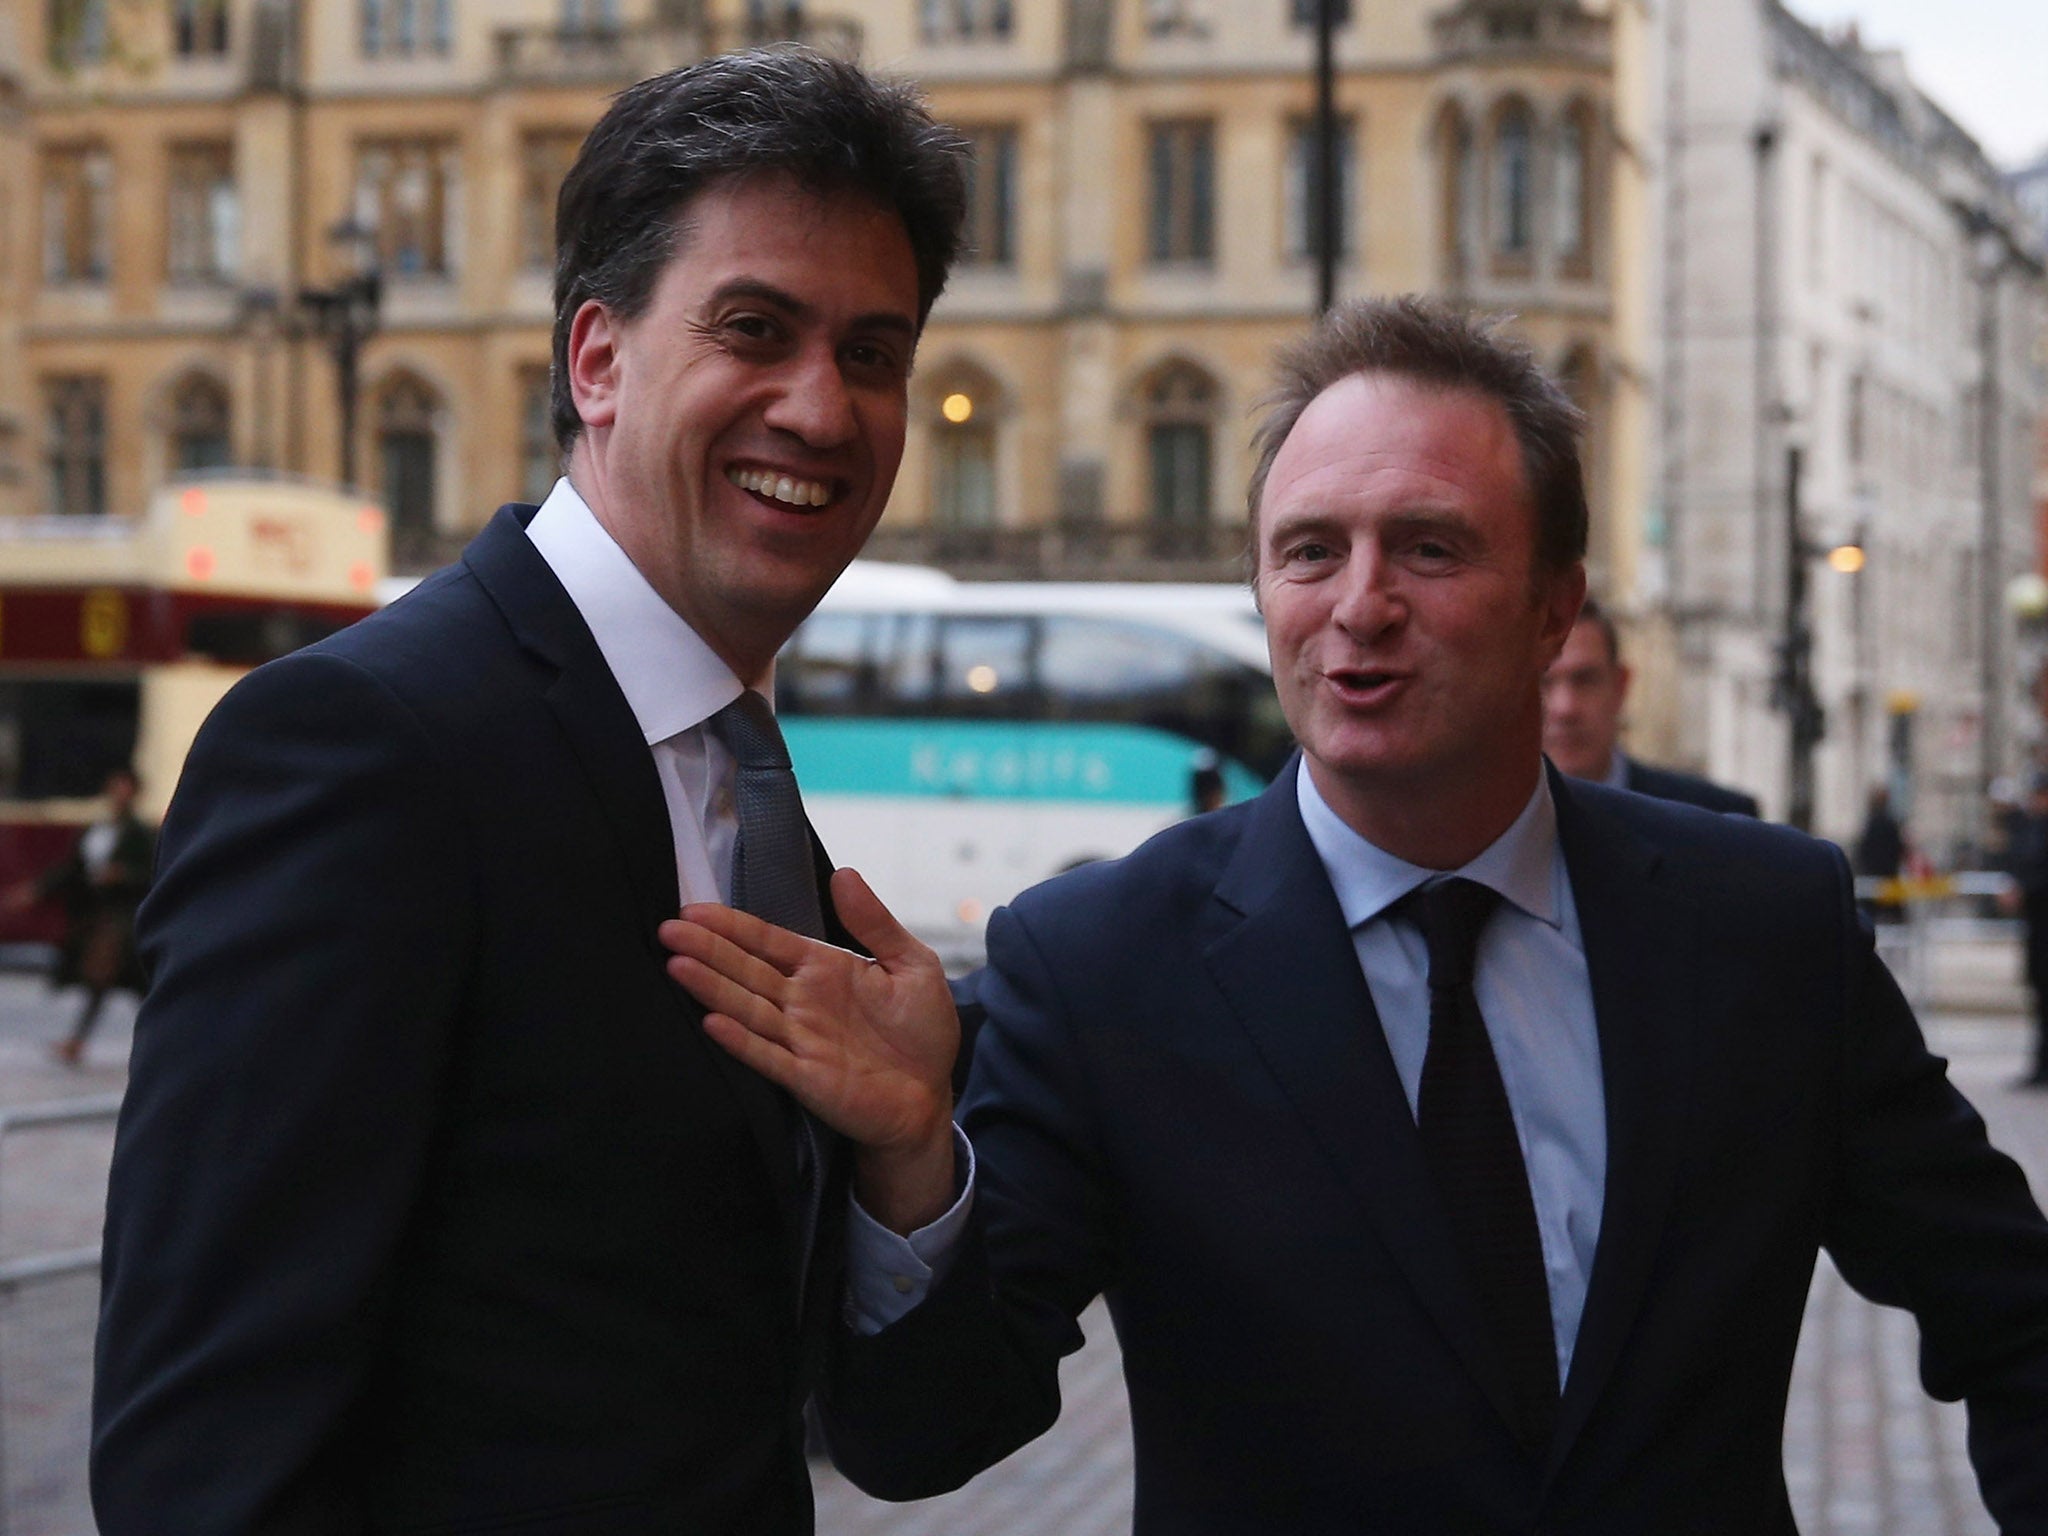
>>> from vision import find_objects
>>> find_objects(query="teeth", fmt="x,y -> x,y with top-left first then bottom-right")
726,466 -> 831,507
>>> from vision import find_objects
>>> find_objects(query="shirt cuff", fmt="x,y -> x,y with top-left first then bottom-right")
842,1125 -> 976,1336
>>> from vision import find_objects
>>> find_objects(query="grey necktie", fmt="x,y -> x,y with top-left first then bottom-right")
716,690 -> 827,942
711,690 -> 828,1310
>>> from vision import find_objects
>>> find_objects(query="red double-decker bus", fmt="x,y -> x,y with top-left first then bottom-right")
0,474 -> 387,950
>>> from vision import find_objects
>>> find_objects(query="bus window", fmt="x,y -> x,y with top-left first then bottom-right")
1038,615 -> 1209,702
0,679 -> 141,800
935,616 -> 1036,715
874,612 -> 938,710
781,612 -> 872,715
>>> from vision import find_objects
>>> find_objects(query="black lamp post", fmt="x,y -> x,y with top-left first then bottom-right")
1311,0 -> 1344,316
298,217 -> 382,490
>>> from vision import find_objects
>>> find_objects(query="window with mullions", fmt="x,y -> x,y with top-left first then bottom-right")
47,0 -> 108,66
1147,120 -> 1215,266
355,140 -> 459,277
45,376 -> 107,517
958,125 -> 1018,268
174,0 -> 229,56
920,0 -> 1012,42
1490,101 -> 1535,265
360,0 -> 453,57
1285,115 -> 1357,262
519,130 -> 582,272
167,142 -> 238,283
41,144 -> 112,285
169,375 -> 232,472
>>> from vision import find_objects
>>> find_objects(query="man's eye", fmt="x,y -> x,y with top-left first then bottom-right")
725,314 -> 780,342
1290,542 -> 1333,564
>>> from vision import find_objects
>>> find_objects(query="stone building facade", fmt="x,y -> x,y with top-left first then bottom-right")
1653,0 -> 2044,849
0,0 -> 1649,589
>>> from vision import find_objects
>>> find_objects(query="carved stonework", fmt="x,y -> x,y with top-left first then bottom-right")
1431,0 -> 1609,65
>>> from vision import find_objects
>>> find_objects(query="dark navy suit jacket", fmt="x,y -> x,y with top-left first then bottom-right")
1624,756 -> 1761,818
95,508 -> 849,1535
825,761 -> 2048,1534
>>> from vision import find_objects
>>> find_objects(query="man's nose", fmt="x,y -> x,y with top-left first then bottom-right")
764,346 -> 857,448
1331,554 -> 1400,638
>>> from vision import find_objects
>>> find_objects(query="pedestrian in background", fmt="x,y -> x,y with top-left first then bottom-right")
1540,596 -> 1760,815
3,765 -> 152,1067
1852,784 -> 1908,925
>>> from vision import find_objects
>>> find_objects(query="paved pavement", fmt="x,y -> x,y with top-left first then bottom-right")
1,930 -> 2044,1535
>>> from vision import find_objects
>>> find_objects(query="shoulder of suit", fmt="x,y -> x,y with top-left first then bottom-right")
1006,795 -> 1255,931
1626,760 -> 1761,817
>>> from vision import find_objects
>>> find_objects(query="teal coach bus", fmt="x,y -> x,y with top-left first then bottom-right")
777,562 -> 1294,963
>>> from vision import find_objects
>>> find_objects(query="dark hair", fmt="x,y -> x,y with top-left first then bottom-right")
549,46 -> 969,451
1246,295 -> 1588,574
1575,594 -> 1623,666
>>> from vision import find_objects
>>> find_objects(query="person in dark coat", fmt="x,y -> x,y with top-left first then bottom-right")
4,765 -> 153,1066
1541,597 -> 1761,816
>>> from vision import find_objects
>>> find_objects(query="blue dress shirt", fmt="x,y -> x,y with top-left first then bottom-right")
1296,766 -> 1607,1385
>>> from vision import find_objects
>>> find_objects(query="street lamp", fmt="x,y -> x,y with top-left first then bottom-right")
297,217 -> 383,491
1771,443 -> 1866,832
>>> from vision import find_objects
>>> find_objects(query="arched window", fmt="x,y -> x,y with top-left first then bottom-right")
377,374 -> 440,566
928,365 -> 1003,531
1434,103 -> 1474,286
1555,101 -> 1597,275
1141,361 -> 1217,544
1491,100 -> 1535,266
168,374 -> 232,473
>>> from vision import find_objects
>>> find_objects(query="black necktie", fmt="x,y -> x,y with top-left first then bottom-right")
1397,877 -> 1559,1450
712,691 -> 827,1304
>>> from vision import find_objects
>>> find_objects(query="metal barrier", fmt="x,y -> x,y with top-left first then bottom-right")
0,1095 -> 121,1536
1856,872 -> 2022,1014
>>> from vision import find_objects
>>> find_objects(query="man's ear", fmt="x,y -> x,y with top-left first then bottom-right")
565,299 -> 621,433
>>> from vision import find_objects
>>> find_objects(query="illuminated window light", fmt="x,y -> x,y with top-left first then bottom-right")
966,664 -> 999,693
349,561 -> 375,592
941,392 -> 974,424
358,506 -> 387,535
186,547 -> 217,581
180,488 -> 207,518
1826,543 -> 1866,575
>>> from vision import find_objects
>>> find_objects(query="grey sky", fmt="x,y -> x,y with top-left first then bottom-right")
1788,0 -> 2048,167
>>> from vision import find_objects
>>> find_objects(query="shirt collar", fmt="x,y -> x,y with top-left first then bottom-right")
1295,760 -> 1564,932
1602,750 -> 1631,790
524,477 -> 758,745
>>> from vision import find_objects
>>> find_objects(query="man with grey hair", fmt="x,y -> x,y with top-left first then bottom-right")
95,48 -> 967,1534
666,295 -> 2048,1532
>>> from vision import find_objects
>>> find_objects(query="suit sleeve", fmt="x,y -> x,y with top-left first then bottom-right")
819,902 -> 1117,1500
1820,865 -> 2048,1527
93,651 -> 473,1535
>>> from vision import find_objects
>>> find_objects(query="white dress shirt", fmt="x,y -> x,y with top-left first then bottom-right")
1296,765 -> 1608,1385
525,477 -> 748,910
526,478 -> 973,1327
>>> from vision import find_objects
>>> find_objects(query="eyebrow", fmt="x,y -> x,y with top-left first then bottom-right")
704,277 -> 917,339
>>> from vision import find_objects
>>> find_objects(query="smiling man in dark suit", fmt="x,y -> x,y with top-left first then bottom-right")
665,295 -> 2048,1534
92,50 -> 966,1536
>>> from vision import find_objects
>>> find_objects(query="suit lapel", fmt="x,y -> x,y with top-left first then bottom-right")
1544,772 -> 1700,1472
462,506 -> 805,1239
1202,763 -> 1532,1442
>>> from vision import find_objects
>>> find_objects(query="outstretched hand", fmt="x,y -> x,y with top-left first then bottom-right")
659,868 -> 960,1233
